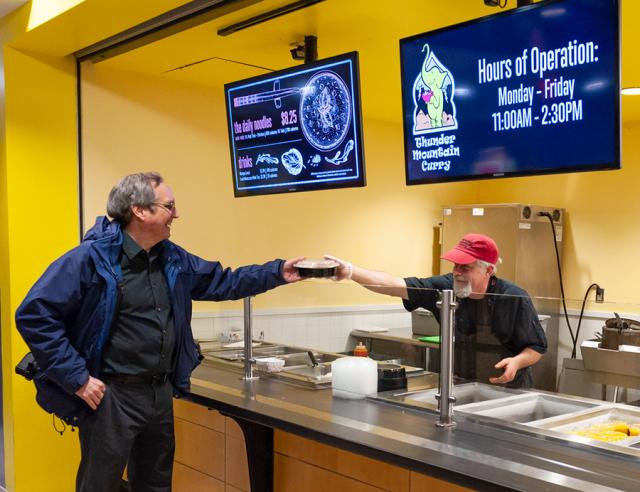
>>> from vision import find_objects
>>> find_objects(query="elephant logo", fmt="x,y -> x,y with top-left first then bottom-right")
412,44 -> 458,134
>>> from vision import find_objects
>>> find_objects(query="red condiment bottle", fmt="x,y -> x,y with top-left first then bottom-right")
353,342 -> 368,357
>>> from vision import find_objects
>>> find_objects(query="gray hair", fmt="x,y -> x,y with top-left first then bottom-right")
106,172 -> 163,225
477,259 -> 498,275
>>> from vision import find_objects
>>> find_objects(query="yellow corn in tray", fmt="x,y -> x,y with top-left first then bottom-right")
587,421 -> 627,433
572,429 -> 628,442
566,419 -> 640,442
612,421 -> 629,434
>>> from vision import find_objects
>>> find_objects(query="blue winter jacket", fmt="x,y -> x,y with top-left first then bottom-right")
15,216 -> 287,416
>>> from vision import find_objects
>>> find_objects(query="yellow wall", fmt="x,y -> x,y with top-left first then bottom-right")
0,5 -> 82,491
0,1 -> 199,491
3,47 -> 80,492
0,19 -> 25,492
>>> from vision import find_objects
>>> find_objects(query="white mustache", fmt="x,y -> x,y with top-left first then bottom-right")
454,280 -> 472,298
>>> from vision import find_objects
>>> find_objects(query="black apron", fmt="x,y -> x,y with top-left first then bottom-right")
454,297 -> 531,389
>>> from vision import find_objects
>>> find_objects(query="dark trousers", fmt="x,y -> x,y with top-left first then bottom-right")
76,380 -> 175,492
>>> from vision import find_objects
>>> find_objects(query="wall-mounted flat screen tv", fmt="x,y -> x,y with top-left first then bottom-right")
400,0 -> 620,185
225,52 -> 365,197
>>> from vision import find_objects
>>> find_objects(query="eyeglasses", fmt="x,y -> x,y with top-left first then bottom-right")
152,201 -> 176,213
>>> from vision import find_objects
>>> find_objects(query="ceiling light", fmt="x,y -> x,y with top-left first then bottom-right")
621,87 -> 640,96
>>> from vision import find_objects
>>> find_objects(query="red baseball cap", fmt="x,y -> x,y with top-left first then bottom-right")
441,233 -> 499,265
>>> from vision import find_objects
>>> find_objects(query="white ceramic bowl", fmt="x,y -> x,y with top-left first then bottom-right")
255,357 -> 285,373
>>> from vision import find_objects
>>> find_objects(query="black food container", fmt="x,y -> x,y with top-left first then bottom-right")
377,363 -> 407,392
294,260 -> 338,278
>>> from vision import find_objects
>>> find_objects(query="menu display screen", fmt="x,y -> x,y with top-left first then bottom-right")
400,0 -> 620,185
225,52 -> 365,197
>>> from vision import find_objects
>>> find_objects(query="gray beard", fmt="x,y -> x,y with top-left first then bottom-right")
454,280 -> 472,298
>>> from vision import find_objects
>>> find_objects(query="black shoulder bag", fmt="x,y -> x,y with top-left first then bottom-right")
15,352 -> 88,425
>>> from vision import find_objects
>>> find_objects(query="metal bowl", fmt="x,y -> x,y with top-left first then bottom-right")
294,259 -> 339,278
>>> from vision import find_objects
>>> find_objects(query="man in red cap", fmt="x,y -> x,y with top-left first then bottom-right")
326,233 -> 547,388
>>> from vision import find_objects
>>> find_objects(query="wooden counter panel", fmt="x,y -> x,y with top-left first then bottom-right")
225,435 -> 250,491
274,430 -> 410,492
410,472 -> 475,492
225,416 -> 245,441
174,398 -> 225,432
225,485 -> 245,492
174,418 -> 225,480
274,453 -> 386,492
172,462 -> 225,492
172,398 -> 476,491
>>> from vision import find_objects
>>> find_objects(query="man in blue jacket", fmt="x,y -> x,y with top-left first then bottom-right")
15,171 -> 303,492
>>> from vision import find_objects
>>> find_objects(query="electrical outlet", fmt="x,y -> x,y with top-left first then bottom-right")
595,287 -> 605,303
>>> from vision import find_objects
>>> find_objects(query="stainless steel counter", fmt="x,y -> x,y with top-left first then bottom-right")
187,361 -> 640,491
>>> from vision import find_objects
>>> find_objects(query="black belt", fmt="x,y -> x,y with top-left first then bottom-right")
102,373 -> 169,386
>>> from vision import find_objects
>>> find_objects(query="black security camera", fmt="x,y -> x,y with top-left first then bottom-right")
290,45 -> 305,61
289,35 -> 318,63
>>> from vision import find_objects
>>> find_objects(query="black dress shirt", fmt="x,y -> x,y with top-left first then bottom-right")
101,232 -> 175,376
